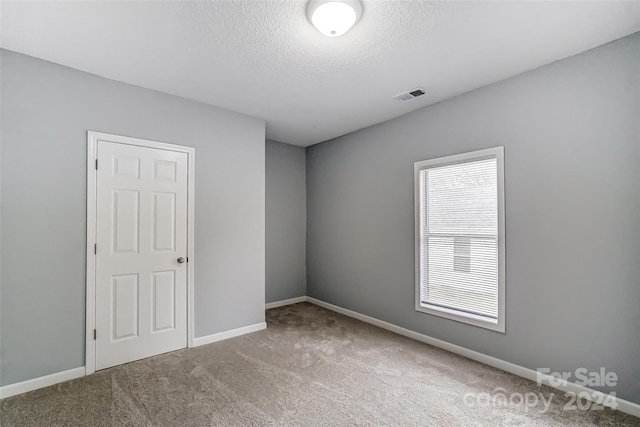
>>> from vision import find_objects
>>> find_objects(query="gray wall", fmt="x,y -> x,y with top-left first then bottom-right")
265,140 -> 306,303
0,49 -> 266,386
306,33 -> 640,403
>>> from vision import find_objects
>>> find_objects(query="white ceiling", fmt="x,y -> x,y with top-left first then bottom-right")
2,1 -> 639,147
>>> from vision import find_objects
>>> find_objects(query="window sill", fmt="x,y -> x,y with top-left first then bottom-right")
416,303 -> 505,333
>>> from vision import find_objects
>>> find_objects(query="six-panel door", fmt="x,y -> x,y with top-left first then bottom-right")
95,141 -> 188,370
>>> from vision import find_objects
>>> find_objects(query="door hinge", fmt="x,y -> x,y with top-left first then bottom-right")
187,257 -> 189,263
94,244 -> 97,254
93,329 -> 97,340
95,159 -> 98,170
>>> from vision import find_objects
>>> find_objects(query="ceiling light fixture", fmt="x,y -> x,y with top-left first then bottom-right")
307,0 -> 362,37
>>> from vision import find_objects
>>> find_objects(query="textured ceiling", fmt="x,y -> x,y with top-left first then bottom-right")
1,1 -> 639,146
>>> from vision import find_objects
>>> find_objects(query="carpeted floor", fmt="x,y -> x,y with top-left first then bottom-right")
1,302 -> 638,426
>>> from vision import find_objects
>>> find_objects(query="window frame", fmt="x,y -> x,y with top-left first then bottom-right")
414,147 -> 506,333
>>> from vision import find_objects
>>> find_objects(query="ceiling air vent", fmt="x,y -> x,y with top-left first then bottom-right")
394,87 -> 426,101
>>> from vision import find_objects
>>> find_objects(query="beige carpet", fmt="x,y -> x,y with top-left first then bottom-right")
1,303 -> 638,426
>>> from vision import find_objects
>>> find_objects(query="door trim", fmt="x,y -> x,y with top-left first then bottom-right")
85,131 -> 196,375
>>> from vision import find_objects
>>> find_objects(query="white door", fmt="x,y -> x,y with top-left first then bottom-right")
95,140 -> 188,370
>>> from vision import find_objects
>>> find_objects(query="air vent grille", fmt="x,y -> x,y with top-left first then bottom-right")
394,87 -> 426,101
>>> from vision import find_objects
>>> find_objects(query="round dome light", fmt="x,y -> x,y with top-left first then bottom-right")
307,1 -> 362,37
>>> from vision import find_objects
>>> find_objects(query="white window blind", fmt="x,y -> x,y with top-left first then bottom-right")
415,147 -> 505,332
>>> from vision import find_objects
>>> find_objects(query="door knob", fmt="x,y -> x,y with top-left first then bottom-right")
177,257 -> 185,264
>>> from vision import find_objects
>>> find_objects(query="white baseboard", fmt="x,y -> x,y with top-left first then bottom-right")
306,297 -> 640,418
1,322 -> 267,400
193,322 -> 267,347
0,366 -> 86,400
265,296 -> 308,310
2,301 -> 638,418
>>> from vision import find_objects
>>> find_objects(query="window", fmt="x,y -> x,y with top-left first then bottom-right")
414,147 -> 505,332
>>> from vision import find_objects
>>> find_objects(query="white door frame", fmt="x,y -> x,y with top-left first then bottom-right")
85,131 -> 196,375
